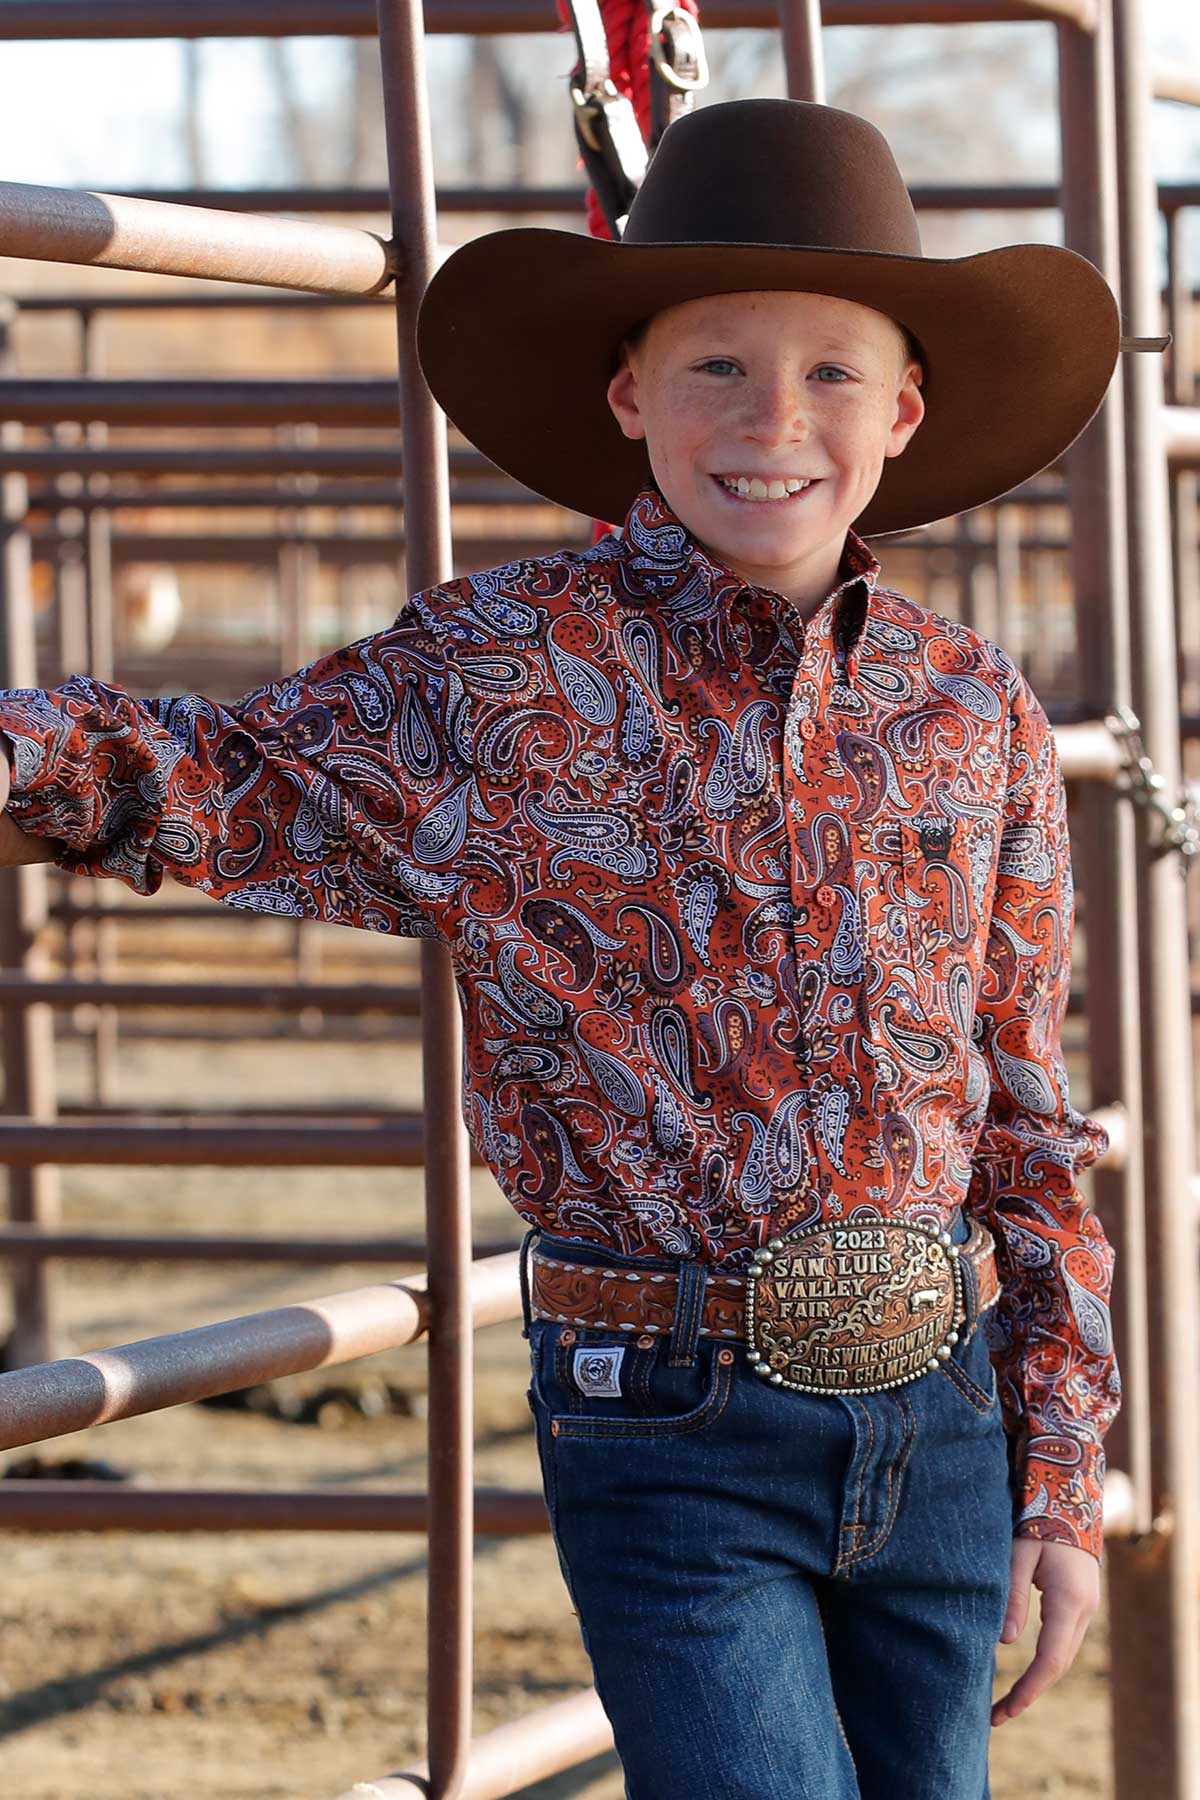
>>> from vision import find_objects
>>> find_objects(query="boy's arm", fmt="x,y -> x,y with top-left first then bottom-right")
966,660 -> 1120,1564
0,591 -> 469,934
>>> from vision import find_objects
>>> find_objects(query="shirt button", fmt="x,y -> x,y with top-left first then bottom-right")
816,884 -> 835,907
798,718 -> 817,740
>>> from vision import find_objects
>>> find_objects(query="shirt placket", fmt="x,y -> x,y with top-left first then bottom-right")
774,583 -> 882,1231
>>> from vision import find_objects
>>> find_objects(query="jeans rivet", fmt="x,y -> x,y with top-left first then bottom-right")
561,1329 -> 576,1345
717,1347 -> 735,1365
551,1420 -> 560,1437
636,1333 -> 655,1348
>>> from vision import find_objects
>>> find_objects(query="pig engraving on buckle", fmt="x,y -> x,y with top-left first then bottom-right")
745,1220 -> 965,1396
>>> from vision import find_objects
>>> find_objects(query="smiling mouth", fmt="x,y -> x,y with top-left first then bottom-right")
711,474 -> 822,505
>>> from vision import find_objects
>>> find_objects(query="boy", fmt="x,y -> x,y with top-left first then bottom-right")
0,100 -> 1123,1797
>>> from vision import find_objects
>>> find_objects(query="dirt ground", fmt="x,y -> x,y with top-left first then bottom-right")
0,910 -> 1112,1800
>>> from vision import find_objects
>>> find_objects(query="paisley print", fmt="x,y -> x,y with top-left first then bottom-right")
0,479 -> 1118,1560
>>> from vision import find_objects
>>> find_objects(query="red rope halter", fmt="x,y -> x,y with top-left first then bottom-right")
554,0 -> 701,535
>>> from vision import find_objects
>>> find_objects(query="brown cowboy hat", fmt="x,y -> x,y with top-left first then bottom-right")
415,97 -> 1130,536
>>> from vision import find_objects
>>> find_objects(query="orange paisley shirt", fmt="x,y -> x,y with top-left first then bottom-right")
0,479 -> 1119,1559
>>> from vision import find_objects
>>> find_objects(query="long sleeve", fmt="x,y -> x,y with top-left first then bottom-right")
0,589 -> 470,938
967,658 -> 1120,1563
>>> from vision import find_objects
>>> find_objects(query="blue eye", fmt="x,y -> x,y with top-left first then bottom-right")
697,358 -> 739,375
814,365 -> 850,382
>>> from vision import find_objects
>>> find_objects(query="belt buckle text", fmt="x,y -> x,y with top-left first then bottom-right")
745,1219 -> 965,1396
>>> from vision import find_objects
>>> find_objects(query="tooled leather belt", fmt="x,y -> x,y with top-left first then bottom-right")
530,1216 -> 1001,1398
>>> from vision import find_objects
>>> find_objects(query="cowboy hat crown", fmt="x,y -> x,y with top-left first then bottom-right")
416,97 -> 1123,534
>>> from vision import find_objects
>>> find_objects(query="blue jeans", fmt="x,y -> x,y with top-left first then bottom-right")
522,1208 -> 1014,1800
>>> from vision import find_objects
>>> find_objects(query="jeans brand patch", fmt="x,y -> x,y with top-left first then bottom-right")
573,1345 -> 625,1397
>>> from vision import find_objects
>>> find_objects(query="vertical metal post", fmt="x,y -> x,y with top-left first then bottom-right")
375,4 -> 471,1799
993,505 -> 1020,659
1027,541 -> 1061,696
276,422 -> 325,1032
1108,1 -> 1200,1791
778,0 -> 825,102
1057,9 -> 1152,1576
0,301 -> 61,1368
50,420 -> 88,680
1166,208 -> 1199,716
79,306 -> 119,1109
953,510 -> 981,630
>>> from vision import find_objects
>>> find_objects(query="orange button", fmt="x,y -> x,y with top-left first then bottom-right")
816,884 -> 835,906
798,718 -> 817,740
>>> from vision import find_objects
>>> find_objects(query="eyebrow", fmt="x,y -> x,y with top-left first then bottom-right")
683,338 -> 874,360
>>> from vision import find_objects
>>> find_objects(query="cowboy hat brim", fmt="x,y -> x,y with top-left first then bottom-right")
415,231 -> 1121,536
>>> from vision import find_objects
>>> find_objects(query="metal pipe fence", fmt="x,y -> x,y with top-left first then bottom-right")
0,0 -> 1195,1793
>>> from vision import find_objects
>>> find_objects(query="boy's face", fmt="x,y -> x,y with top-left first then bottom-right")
606,289 -> 925,613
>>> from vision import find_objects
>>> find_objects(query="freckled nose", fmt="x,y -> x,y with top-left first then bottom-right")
744,377 -> 810,444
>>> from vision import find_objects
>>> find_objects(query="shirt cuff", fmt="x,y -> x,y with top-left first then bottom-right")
1014,1433 -> 1107,1562
0,694 -> 106,855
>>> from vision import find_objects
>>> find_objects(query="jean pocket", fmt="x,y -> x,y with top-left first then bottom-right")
529,1320 -> 735,1440
936,1318 -> 999,1415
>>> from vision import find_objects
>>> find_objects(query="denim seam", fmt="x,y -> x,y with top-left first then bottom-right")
812,1595 -> 858,1763
846,1399 -> 874,1539
555,1330 -> 586,1416
839,1389 -> 918,1567
548,1359 -> 734,1440
631,1346 -> 655,1409
939,1352 -> 997,1415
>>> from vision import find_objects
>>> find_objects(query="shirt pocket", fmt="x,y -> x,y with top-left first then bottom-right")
896,814 -> 982,972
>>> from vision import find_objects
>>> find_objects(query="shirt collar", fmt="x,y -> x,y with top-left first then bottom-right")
615,481 -> 881,686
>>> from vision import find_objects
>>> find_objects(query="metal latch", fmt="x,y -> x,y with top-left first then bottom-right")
1106,704 -> 1200,864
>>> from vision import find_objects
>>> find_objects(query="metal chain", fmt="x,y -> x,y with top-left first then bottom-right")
1104,704 -> 1200,865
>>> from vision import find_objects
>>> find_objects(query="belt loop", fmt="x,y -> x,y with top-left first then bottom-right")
957,1236 -> 979,1339
668,1260 -> 708,1366
518,1226 -> 540,1340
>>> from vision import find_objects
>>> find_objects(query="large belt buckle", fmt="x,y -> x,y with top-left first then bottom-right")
745,1220 -> 965,1396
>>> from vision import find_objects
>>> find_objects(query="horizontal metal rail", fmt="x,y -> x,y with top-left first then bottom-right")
1087,1103 -> 1127,1166
0,974 -> 421,1013
1054,719 -> 1127,780
0,1118 -> 434,1166
0,182 -> 394,296
27,530 -> 570,563
0,1484 -> 547,1533
0,1227 -> 517,1263
1166,406 -> 1200,469
0,377 -> 399,426
56,179 -> 1200,217
0,1251 -> 519,1450
0,0 -> 1102,42
0,446 -> 479,476
1154,68 -> 1200,110
28,482 -> 548,512
105,184 -> 588,216
330,1689 -> 614,1800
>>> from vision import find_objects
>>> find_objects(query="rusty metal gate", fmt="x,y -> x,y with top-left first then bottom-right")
0,1 -> 1198,1795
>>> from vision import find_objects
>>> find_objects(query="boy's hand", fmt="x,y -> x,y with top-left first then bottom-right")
992,1535 -> 1101,1725
0,733 -> 59,867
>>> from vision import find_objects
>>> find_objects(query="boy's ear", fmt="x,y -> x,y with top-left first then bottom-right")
607,353 -> 647,443
883,364 -> 926,461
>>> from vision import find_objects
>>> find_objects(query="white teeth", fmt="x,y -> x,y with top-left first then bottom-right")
718,474 -> 812,502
